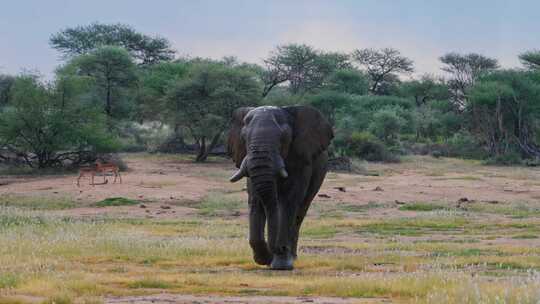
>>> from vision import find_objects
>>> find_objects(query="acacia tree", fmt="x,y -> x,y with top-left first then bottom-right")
440,52 -> 499,108
262,44 -> 350,96
399,75 -> 450,107
166,61 -> 261,162
136,61 -> 190,123
520,50 -> 540,70
50,23 -> 175,65
0,74 -> 14,107
469,70 -> 540,157
351,48 -> 414,95
323,68 -> 369,95
0,75 -> 116,168
64,46 -> 138,120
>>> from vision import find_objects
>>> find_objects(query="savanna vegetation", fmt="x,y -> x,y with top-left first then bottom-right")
3,22 -> 540,304
2,22 -> 540,168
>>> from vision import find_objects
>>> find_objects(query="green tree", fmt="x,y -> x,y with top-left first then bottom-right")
50,23 -> 175,65
323,68 -> 369,95
519,50 -> 540,70
351,48 -> 414,95
63,46 -> 138,120
0,74 -> 15,108
440,52 -> 499,108
262,44 -> 350,96
0,75 -> 116,168
398,75 -> 450,107
136,61 -> 190,123
469,70 -> 540,157
306,91 -> 355,126
166,61 -> 262,162
369,107 -> 406,143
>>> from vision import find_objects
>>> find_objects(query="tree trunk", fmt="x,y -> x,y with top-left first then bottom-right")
105,83 -> 112,117
195,132 -> 223,162
195,137 -> 207,162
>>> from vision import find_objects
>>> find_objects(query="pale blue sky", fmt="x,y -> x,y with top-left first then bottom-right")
1,0 -> 538,78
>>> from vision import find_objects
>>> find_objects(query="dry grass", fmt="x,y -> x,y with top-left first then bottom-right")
2,155 -> 540,303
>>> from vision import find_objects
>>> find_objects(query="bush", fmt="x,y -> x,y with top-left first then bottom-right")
369,107 -> 406,144
447,131 -> 486,159
116,121 -> 172,152
0,75 -> 118,168
484,152 -> 523,166
347,131 -> 398,162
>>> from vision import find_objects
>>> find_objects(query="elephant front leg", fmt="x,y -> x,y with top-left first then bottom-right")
268,201 -> 297,270
249,198 -> 272,265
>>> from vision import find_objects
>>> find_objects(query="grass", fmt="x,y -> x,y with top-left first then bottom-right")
195,192 -> 244,217
0,195 -> 77,210
398,202 -> 448,212
93,197 -> 140,207
127,278 -> 174,289
2,201 -> 540,303
3,155 -> 540,303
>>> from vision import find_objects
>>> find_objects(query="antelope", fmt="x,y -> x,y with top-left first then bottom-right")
96,160 -> 122,184
77,165 -> 99,187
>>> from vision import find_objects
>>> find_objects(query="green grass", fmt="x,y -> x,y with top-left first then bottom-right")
0,195 -> 77,210
0,274 -> 19,289
195,192 -> 244,217
512,234 -> 539,239
360,217 -> 467,236
93,197 -> 140,207
128,278 -> 174,289
302,225 -> 338,239
398,202 -> 448,212
467,201 -> 540,218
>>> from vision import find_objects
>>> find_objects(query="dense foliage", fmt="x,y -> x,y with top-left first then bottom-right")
2,22 -> 540,168
0,75 -> 116,167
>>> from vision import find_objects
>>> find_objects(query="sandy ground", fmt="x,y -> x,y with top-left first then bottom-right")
2,155 -> 540,220
105,294 -> 382,304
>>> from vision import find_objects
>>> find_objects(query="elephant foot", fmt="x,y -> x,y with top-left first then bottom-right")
250,241 -> 273,265
270,254 -> 294,270
253,251 -> 273,266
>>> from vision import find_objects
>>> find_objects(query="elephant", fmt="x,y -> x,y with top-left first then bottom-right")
227,105 -> 333,270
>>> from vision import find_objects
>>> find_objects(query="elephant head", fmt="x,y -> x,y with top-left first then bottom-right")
228,105 -> 333,269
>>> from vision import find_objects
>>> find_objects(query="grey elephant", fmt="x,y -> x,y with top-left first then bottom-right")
228,105 -> 333,270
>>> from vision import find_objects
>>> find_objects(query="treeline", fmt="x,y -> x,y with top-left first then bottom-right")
1,23 -> 540,168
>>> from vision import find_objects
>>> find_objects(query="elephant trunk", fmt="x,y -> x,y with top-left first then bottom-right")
246,147 -> 293,269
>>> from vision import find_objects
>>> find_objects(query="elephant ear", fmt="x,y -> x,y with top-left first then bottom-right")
227,107 -> 253,168
283,105 -> 334,163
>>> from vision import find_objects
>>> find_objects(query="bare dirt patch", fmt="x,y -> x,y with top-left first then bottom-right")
105,294 -> 376,304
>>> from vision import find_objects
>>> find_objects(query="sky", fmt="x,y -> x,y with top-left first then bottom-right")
1,0 -> 539,79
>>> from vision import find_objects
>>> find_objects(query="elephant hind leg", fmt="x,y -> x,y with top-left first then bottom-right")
291,152 -> 329,259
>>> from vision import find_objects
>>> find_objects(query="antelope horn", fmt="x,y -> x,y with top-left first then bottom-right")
229,157 -> 248,182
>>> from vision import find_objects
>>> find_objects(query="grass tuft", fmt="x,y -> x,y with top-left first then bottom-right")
128,278 -> 174,289
399,202 -> 448,212
93,197 -> 140,207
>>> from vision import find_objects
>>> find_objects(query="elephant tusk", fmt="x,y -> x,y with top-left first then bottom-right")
278,168 -> 288,178
230,158 -> 248,182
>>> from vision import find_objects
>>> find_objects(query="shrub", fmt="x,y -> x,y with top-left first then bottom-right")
484,152 -> 523,166
447,131 -> 486,159
0,75 -> 118,168
368,107 -> 406,144
347,131 -> 398,162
